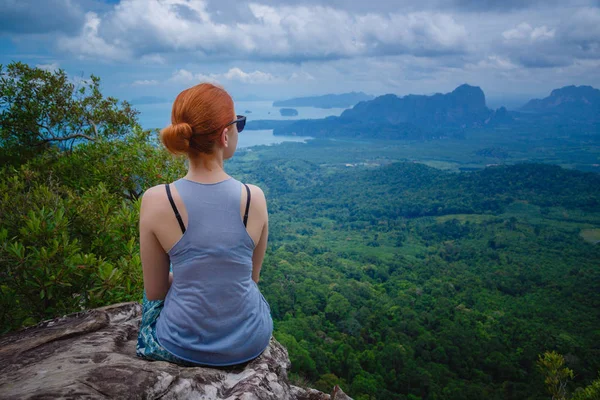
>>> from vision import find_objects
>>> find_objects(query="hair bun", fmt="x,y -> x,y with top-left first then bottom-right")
161,122 -> 193,155
163,83 -> 235,155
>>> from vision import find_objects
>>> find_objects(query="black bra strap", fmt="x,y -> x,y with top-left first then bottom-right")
165,184 -> 186,234
243,184 -> 251,227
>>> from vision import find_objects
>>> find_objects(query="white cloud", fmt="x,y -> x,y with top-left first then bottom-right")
140,54 -> 167,64
58,12 -> 129,61
223,68 -> 276,84
289,71 -> 316,81
54,0 -> 468,62
560,7 -> 600,58
242,5 -> 469,58
132,79 -> 159,86
168,67 -> 282,85
502,23 -> 531,40
6,0 -> 598,99
169,69 -> 197,84
531,26 -> 555,40
499,10 -> 600,68
36,62 -> 60,71
472,55 -> 518,70
502,23 -> 555,41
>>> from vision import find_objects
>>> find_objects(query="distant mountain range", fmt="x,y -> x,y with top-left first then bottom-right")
273,92 -> 374,109
248,84 -> 599,140
520,85 -> 600,121
339,84 -> 495,129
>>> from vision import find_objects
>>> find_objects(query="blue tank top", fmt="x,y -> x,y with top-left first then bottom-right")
155,177 -> 273,366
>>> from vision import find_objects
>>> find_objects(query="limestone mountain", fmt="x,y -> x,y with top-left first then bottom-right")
520,85 -> 600,120
340,84 -> 492,129
272,84 -> 496,139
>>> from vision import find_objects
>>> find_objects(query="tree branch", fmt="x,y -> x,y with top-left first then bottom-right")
89,120 -> 99,137
35,133 -> 96,146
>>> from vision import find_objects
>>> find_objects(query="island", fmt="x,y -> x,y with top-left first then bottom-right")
279,108 -> 298,117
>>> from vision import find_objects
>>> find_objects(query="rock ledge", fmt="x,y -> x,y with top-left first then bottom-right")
0,302 -> 351,400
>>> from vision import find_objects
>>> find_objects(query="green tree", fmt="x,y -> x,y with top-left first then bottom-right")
537,351 -> 574,400
275,332 -> 318,379
0,62 -> 138,164
572,374 -> 600,400
0,63 -> 188,332
314,373 -> 347,394
351,371 -> 384,400
325,292 -> 351,322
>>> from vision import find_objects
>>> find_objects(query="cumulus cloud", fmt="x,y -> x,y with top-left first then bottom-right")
59,12 -> 130,61
54,0 -> 468,62
560,7 -> 600,59
169,67 -> 279,84
222,68 -> 277,83
132,79 -> 159,86
472,55 -> 518,70
4,0 -> 599,99
36,62 -> 60,72
451,0 -> 561,12
166,66 -> 315,86
502,23 -> 555,41
499,11 -> 600,68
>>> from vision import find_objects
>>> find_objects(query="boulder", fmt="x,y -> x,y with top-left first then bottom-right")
0,302 -> 351,400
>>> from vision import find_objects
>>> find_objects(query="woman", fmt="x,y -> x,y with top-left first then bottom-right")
136,83 -> 273,368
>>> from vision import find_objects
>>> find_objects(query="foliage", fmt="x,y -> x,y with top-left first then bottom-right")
0,61 -> 138,165
0,169 -> 136,329
0,128 -> 185,332
29,128 -> 185,201
0,63 -> 186,332
226,155 -> 600,400
572,374 -> 600,400
537,351 -> 575,400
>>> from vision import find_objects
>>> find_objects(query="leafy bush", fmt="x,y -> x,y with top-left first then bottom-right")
0,62 -> 186,333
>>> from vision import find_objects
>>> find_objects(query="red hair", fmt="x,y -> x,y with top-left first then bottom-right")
161,83 -> 234,155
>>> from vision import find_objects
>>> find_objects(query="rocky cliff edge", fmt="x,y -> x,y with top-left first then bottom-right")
0,302 -> 351,400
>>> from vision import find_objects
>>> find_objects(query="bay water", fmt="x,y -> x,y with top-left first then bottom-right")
135,100 -> 348,148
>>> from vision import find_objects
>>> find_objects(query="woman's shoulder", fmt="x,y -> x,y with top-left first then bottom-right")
141,183 -> 169,202
140,183 -> 175,215
242,183 -> 267,205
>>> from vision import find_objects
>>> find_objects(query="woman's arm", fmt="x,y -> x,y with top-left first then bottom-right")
252,223 -> 269,283
140,187 -> 171,300
250,186 -> 269,283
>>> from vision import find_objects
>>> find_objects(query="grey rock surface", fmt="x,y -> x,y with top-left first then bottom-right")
0,302 -> 352,400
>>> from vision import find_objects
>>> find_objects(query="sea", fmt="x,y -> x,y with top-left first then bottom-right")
135,100 -> 348,148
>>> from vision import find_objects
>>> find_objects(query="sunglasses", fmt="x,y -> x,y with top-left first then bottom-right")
226,115 -> 246,133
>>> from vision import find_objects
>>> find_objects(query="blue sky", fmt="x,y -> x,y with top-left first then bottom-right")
1,0 -> 599,108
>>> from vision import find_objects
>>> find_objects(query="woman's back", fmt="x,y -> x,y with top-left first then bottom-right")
154,177 -> 273,366
137,82 -> 272,367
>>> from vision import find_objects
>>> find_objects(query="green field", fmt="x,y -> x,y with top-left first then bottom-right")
236,129 -> 600,174
581,228 -> 600,244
